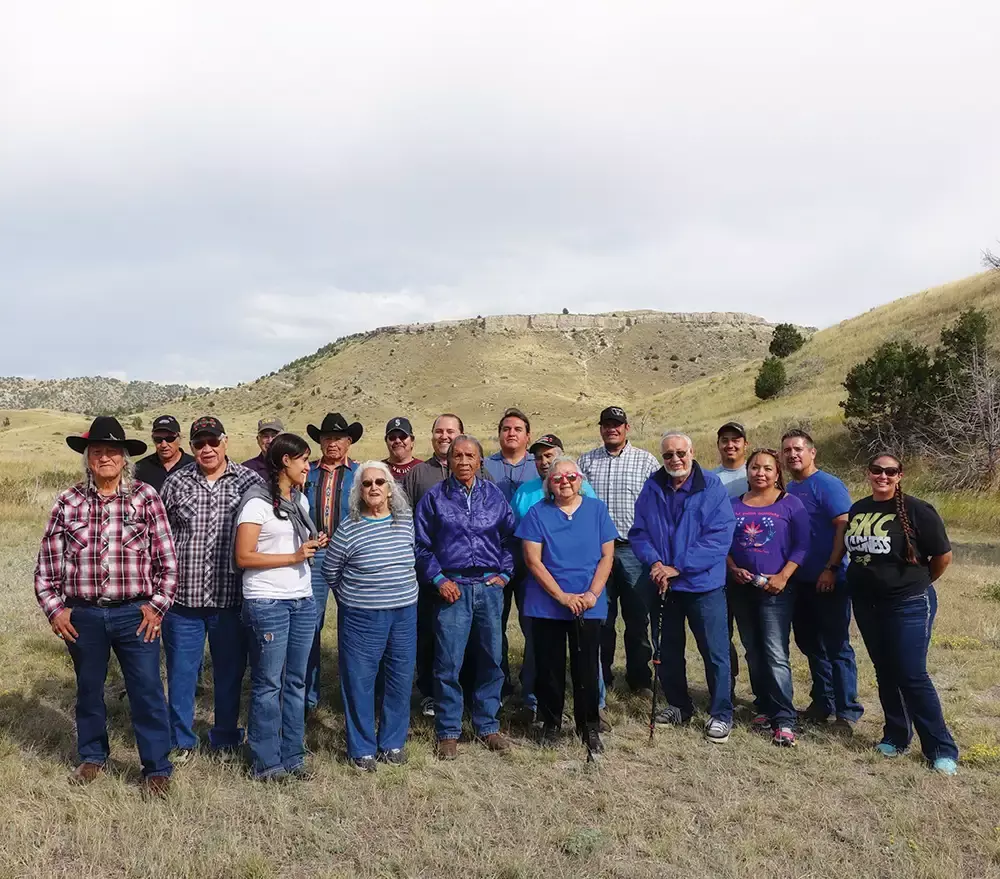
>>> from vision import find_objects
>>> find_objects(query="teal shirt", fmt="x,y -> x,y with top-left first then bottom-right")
511,477 -> 597,525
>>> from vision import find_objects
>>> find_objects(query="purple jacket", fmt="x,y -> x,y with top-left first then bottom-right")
241,453 -> 269,480
414,476 -> 516,586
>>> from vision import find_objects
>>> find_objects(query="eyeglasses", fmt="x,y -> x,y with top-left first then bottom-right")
152,434 -> 179,444
868,464 -> 901,477
551,473 -> 581,484
361,478 -> 388,488
192,436 -> 222,451
662,450 -> 688,460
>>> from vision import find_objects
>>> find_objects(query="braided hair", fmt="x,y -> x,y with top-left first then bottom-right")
265,433 -> 311,520
747,448 -> 784,492
869,452 -> 919,565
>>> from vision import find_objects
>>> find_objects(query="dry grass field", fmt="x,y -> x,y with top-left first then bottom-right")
2,459 -> 1000,879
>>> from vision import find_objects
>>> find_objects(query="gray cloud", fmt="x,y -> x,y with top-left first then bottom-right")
2,0 -> 998,386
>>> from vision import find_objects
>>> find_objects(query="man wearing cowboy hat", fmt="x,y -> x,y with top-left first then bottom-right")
34,416 -> 178,796
303,412 -> 363,713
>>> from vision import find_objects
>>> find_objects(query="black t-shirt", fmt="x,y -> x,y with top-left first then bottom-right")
134,451 -> 195,494
845,494 -> 951,601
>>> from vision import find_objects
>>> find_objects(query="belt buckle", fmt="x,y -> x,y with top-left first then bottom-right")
97,596 -> 113,608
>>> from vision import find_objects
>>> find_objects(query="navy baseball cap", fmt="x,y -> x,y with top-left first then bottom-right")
385,417 -> 414,437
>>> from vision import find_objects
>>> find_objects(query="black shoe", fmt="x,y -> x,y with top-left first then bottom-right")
539,723 -> 562,747
798,703 -> 832,724
584,727 -> 604,755
350,755 -> 377,772
377,748 -> 407,765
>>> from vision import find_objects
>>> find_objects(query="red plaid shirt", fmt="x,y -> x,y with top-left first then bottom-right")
34,479 -> 178,620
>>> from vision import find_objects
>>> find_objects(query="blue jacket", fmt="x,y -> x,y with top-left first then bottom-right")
414,476 -> 516,585
628,461 -> 736,593
304,459 -> 359,534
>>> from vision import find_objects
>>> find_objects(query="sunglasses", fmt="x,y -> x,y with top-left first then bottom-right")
551,473 -> 581,484
868,464 -> 901,477
153,434 -> 179,444
192,436 -> 222,451
361,478 -> 388,488
663,450 -> 688,460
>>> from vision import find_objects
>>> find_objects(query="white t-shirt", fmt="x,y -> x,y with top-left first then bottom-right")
236,495 -> 313,600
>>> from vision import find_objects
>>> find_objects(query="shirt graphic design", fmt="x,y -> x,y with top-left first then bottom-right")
735,513 -> 776,548
845,511 -> 896,564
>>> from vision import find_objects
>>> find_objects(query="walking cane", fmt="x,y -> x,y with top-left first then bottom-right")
573,612 -> 593,760
649,592 -> 665,743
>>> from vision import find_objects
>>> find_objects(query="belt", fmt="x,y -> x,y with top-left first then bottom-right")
65,596 -> 147,609
614,538 -> 630,547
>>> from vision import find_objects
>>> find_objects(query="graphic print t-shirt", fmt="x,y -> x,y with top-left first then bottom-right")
845,495 -> 951,601
729,492 -> 810,578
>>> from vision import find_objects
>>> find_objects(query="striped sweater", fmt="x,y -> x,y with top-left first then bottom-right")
321,515 -> 418,610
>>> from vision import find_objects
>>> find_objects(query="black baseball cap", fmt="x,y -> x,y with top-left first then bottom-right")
529,434 -> 563,454
190,416 -> 225,439
385,417 -> 414,438
151,415 -> 181,435
717,421 -> 747,439
599,406 -> 628,425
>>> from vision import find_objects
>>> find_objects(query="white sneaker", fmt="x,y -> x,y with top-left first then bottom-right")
705,718 -> 731,744
420,696 -> 435,718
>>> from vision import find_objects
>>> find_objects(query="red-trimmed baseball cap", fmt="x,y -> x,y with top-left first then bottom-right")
529,434 -> 563,454
190,416 -> 225,439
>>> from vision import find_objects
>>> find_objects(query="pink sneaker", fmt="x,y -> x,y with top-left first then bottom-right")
751,714 -> 770,733
772,727 -> 796,747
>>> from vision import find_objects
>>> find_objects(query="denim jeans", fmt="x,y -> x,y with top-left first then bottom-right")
852,586 -> 958,761
65,600 -> 172,777
792,577 -> 864,721
601,544 -> 652,691
338,603 -> 417,758
501,570 -> 537,710
729,581 -> 797,727
433,580 -> 504,739
655,586 -> 733,723
306,550 -> 331,710
242,596 -> 315,778
162,604 -> 247,750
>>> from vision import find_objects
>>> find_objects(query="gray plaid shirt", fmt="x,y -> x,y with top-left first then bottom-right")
161,459 -> 262,608
578,442 -> 659,538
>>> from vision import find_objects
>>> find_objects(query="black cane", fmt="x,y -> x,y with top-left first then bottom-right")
649,592 -> 665,743
574,612 -> 595,761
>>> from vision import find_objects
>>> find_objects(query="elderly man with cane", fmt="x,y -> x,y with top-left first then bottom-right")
34,416 -> 178,796
630,430 -> 736,744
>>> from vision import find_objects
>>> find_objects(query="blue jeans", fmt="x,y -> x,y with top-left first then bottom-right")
655,586 -> 733,723
433,580 -> 504,739
306,550 -> 330,710
65,601 -> 172,777
729,582 -> 796,727
242,596 -> 315,778
162,604 -> 247,750
601,545 -> 652,691
793,577 -> 864,721
852,586 -> 958,761
338,603 -> 417,759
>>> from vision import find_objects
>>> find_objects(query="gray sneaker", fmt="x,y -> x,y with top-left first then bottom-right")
420,696 -> 435,718
705,718 -> 732,744
654,705 -> 687,726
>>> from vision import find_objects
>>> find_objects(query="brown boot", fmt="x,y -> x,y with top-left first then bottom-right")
483,733 -> 511,753
69,762 -> 103,785
142,775 -> 171,799
437,738 -> 458,760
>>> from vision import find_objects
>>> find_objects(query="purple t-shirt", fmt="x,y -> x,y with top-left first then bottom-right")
729,492 -> 811,578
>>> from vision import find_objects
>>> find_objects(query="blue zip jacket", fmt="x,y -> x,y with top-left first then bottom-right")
628,461 -> 736,593
304,459 -> 358,534
414,476 -> 516,586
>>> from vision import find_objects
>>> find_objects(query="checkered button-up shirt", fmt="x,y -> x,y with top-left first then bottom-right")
161,460 -> 262,608
34,479 -> 178,620
577,442 -> 660,537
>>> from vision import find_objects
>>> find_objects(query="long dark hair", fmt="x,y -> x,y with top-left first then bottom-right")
266,433 -> 311,519
868,452 -> 919,565
747,447 -> 785,491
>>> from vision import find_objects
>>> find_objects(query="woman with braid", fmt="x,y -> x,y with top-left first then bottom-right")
845,453 -> 958,775
234,433 -> 327,780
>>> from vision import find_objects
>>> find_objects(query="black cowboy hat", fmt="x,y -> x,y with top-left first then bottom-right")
307,412 -> 364,444
66,416 -> 148,457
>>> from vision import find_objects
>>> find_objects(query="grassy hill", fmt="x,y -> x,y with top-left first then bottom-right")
0,376 -> 206,416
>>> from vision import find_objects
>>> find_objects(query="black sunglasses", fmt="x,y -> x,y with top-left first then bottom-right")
361,478 -> 388,488
192,436 -> 222,450
868,464 -> 900,477
663,450 -> 688,460
152,434 -> 179,444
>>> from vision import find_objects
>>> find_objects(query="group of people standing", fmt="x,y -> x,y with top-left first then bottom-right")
33,402 -> 960,796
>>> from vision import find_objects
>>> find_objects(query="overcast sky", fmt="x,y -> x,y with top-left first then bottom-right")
2,1 -> 999,387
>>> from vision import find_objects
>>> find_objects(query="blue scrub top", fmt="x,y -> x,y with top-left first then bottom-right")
515,495 -> 619,621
